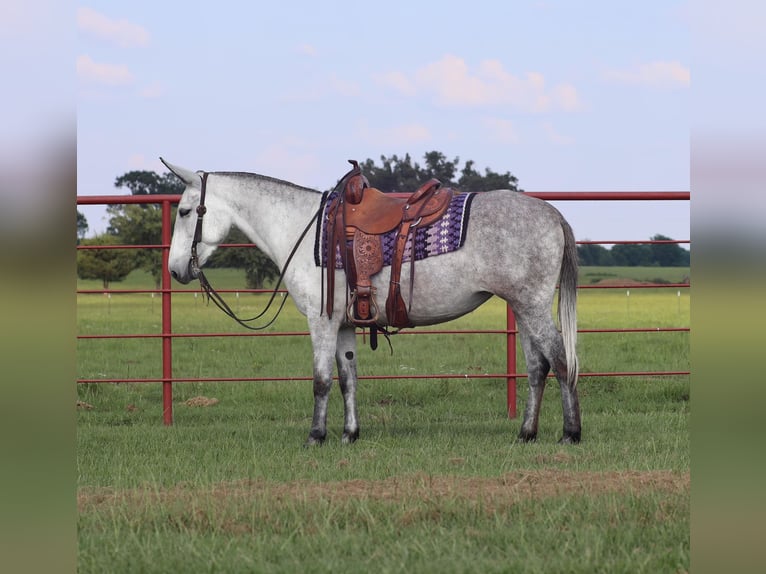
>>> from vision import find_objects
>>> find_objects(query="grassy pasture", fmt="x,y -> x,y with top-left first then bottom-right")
77,267 -> 689,573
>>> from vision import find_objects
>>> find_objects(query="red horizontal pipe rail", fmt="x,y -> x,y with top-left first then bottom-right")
77,243 -> 262,252
77,194 -> 181,205
76,191 -> 690,206
77,327 -> 688,341
76,191 -> 690,424
78,239 -> 690,251
76,288 -> 288,294
527,191 -> 689,201
76,283 -> 690,297
77,370 -> 690,385
577,239 -> 689,245
77,244 -> 165,250
580,283 -> 689,289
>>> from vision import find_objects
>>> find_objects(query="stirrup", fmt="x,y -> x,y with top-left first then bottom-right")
346,291 -> 380,326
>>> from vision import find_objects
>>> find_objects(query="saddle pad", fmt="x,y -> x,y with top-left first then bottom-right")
314,191 -> 476,269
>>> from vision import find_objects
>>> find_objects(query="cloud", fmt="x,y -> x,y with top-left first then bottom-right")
375,71 -> 417,96
295,43 -> 317,57
127,154 -> 149,170
355,120 -> 432,146
77,6 -> 149,48
138,82 -> 164,99
0,1 -> 34,39
377,54 -> 581,112
76,54 -> 133,86
253,140 -> 322,184
482,117 -> 520,144
328,74 -> 360,97
542,121 -> 575,145
604,60 -> 690,89
383,123 -> 432,144
281,74 -> 360,102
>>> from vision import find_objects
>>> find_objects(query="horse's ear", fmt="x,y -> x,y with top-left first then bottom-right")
160,157 -> 199,186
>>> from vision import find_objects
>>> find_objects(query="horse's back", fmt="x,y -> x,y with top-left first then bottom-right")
464,190 -> 568,270
469,190 -> 567,243
367,190 -> 569,326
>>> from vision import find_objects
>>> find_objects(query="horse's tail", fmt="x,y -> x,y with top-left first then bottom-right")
557,216 -> 579,388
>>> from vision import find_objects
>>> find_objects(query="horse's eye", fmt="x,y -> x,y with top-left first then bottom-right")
179,208 -> 192,217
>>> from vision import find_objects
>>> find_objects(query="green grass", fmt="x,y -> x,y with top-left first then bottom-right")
78,481 -> 688,573
580,265 -> 689,285
77,267 -> 690,573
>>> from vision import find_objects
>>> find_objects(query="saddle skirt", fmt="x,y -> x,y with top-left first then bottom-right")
316,190 -> 475,269
314,162 -> 476,341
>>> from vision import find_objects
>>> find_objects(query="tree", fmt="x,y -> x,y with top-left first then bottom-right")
359,151 -> 522,192
207,227 -> 279,289
610,243 -> 653,266
107,170 -> 184,287
578,236 -> 689,267
359,154 -> 421,191
77,234 -> 137,288
421,150 -> 459,182
577,243 -> 614,266
77,209 -> 89,242
649,234 -> 690,266
113,171 -> 183,197
457,159 -> 521,192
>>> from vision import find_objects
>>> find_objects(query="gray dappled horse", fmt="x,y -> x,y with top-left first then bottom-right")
163,159 -> 581,445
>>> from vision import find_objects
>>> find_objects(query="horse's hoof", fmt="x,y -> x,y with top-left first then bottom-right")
341,429 -> 359,444
558,431 -> 581,444
304,432 -> 326,447
517,430 -> 538,443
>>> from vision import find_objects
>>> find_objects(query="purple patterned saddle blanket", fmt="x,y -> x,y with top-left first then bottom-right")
314,190 -> 476,269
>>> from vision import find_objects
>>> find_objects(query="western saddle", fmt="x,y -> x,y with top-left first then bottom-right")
324,160 -> 454,344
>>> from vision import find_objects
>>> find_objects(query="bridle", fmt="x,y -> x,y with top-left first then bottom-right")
187,171 -> 324,330
189,172 -> 209,279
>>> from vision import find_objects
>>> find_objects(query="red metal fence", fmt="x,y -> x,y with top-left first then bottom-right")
77,192 -> 690,425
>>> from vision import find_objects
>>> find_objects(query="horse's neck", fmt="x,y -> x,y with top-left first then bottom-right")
218,174 -> 321,268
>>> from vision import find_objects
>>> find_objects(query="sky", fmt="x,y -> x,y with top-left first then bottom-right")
75,1 -> 690,246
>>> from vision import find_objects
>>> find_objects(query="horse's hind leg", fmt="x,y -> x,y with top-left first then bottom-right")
556,367 -> 581,444
517,331 -> 550,443
517,311 -> 581,444
539,322 -> 581,443
335,325 -> 359,444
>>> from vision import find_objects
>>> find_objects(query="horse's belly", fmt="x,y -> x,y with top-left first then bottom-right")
407,290 -> 493,326
370,251 -> 494,326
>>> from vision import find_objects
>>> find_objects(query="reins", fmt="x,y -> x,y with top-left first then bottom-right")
189,171 -> 325,331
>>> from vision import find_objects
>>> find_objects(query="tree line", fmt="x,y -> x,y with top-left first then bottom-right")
577,238 -> 689,267
77,151 -> 686,288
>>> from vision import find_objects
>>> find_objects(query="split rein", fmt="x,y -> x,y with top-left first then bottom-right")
189,172 -> 323,331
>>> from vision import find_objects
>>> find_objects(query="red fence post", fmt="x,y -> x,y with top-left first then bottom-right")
506,304 -> 517,418
161,200 -> 173,425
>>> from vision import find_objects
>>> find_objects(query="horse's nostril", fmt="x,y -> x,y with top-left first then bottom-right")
171,270 -> 178,280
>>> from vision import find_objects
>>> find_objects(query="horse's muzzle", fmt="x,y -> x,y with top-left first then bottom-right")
170,259 -> 196,284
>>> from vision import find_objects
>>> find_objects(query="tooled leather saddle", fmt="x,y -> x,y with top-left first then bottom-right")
323,160 -> 454,346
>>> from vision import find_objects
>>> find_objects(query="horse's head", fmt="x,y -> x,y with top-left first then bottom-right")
162,158 -> 232,284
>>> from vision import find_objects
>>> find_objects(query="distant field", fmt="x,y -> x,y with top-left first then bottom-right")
580,265 -> 689,285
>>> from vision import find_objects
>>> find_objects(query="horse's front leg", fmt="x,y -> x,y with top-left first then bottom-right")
305,317 -> 339,447
335,325 -> 359,444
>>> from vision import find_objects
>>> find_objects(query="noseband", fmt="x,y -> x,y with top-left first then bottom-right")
186,171 -> 324,330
